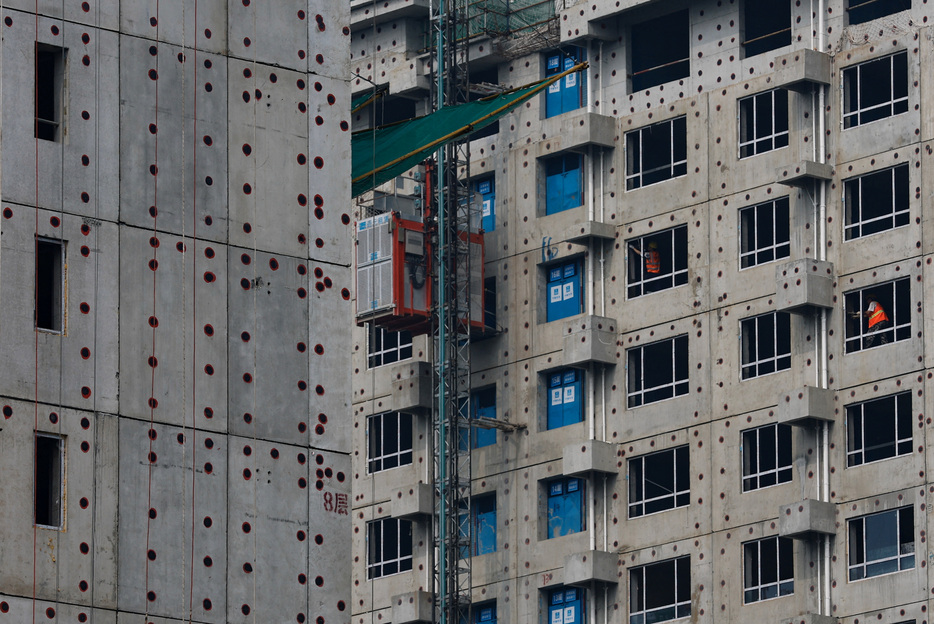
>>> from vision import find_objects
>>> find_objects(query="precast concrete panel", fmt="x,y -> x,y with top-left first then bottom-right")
119,35 -> 230,242
308,450 -> 352,624
119,0 -> 228,54
118,226 -> 228,429
309,263 -> 352,452
227,0 -> 307,71
0,402 -> 118,607
308,1 -> 351,81
0,206 -> 119,412
1,1 -> 119,30
226,437 -> 310,624
227,63 -> 309,258
0,595 -> 116,624
227,247 -> 310,444
0,12 -> 120,221
308,73 -> 352,268
117,419 -> 228,622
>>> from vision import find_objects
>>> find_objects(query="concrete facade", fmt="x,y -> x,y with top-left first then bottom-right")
351,2 -> 934,624
0,2 -> 352,623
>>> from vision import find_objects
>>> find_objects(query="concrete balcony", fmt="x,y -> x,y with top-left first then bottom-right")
563,440 -> 619,476
773,49 -> 832,93
562,316 -> 618,367
776,386 -> 835,428
559,0 -> 656,44
391,590 -> 434,624
350,0 -> 430,29
390,361 -> 433,413
776,160 -> 833,187
779,499 -> 836,540
391,482 -> 434,520
539,110 -> 617,154
564,550 -> 619,586
566,220 -> 616,244
781,615 -> 837,624
775,259 -> 834,313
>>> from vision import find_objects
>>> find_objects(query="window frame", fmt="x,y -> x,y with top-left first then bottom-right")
367,324 -> 413,369
367,517 -> 413,579
629,556 -> 691,624
367,411 -> 414,474
738,88 -> 789,159
848,506 -> 914,581
740,311 -> 792,380
545,476 -> 585,539
626,225 -> 689,299
743,535 -> 795,603
625,116 -> 688,191
628,445 -> 690,518
843,163 -> 910,240
844,277 -> 911,353
846,391 -> 912,467
626,334 -> 689,408
35,433 -> 64,529
35,43 -> 66,142
739,196 -> 791,269
742,423 -> 793,492
842,50 -> 909,129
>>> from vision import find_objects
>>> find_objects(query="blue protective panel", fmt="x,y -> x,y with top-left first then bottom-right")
476,606 -> 496,624
474,496 -> 497,555
549,588 -> 583,624
477,178 -> 495,232
545,48 -> 585,118
471,386 -> 497,448
545,154 -> 583,215
547,477 -> 584,538
546,260 -> 582,322
545,54 -> 563,117
547,369 -> 583,429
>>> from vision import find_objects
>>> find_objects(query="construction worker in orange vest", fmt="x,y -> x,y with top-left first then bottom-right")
629,240 -> 661,276
857,293 -> 890,347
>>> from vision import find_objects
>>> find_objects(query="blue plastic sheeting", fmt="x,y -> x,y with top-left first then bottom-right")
547,260 -> 582,321
476,178 -> 496,232
459,495 -> 497,557
547,369 -> 583,430
545,47 -> 585,118
547,477 -> 584,538
549,588 -> 583,624
545,153 -> 583,215
475,605 -> 496,624
473,386 -> 497,448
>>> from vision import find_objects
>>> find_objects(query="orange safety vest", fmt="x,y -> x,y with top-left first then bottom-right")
645,249 -> 660,274
867,301 -> 889,328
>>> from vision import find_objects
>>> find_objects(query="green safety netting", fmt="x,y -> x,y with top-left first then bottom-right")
352,63 -> 584,198
351,89 -> 384,114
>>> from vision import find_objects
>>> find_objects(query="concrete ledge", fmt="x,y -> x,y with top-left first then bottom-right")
566,220 -> 616,243
775,259 -> 834,312
563,440 -> 619,476
779,499 -> 836,539
776,386 -> 835,427
539,111 -> 617,154
780,614 -> 837,624
391,590 -> 435,624
562,316 -> 618,367
391,482 -> 434,519
350,0 -> 430,28
776,160 -> 833,186
564,550 -> 619,586
774,49 -> 832,93
391,361 -> 433,413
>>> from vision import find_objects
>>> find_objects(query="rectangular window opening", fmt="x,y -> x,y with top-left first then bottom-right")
740,197 -> 791,269
741,312 -> 792,380
367,325 -> 413,368
843,51 -> 908,129
36,238 -> 64,333
368,411 -> 414,474
742,0 -> 791,58
626,225 -> 688,298
743,536 -> 794,603
629,556 -> 691,624
847,0 -> 912,25
630,11 -> 689,91
35,44 -> 65,141
35,434 -> 63,528
367,517 -> 413,579
548,588 -> 584,624
739,89 -> 789,158
545,46 -> 586,118
546,477 -> 585,539
627,335 -> 689,408
844,278 -> 910,353
848,506 -> 914,581
625,116 -> 687,191
546,260 -> 583,322
628,445 -> 690,518
846,392 -> 912,467
544,153 -> 584,215
844,163 -> 909,240
460,494 -> 497,557
742,423 -> 793,492
475,178 -> 496,233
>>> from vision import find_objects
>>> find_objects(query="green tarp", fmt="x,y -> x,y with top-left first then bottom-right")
352,64 -> 584,198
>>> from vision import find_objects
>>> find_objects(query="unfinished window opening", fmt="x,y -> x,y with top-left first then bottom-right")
743,536 -> 794,603
843,51 -> 908,128
548,588 -> 583,624
483,276 -> 497,331
742,423 -> 793,492
546,369 -> 583,430
367,324 -> 413,368
844,277 -> 910,353
461,385 -> 496,449
626,225 -> 688,298
626,335 -> 689,408
847,0 -> 912,25
625,116 -> 687,190
35,434 -> 64,528
848,506 -> 914,580
739,89 -> 789,158
545,260 -> 583,322
375,94 -> 417,128
628,445 -> 689,518
367,411 -> 413,474
740,197 -> 790,269
630,11 -> 689,91
629,556 -> 691,624
740,311 -> 791,379
35,44 -> 65,141
543,153 -> 584,214
473,603 -> 497,624
476,178 -> 496,233
545,46 -> 586,118
844,163 -> 909,240
367,517 -> 413,579
470,67 -> 501,140
36,238 -> 64,333
460,493 -> 496,557
742,0 -> 791,58
846,392 -> 911,467
545,476 -> 585,538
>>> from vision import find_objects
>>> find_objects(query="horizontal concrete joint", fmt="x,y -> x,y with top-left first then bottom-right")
779,614 -> 838,624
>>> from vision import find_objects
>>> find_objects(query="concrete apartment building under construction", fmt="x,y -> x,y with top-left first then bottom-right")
0,2 -> 353,623
349,2 -> 934,624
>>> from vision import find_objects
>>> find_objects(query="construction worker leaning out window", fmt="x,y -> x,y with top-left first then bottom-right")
850,293 -> 890,347
630,240 -> 661,275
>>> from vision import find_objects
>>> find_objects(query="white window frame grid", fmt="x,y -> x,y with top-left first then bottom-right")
367,517 -> 413,579
848,506 -> 914,581
34,432 -> 65,529
626,335 -> 689,408
739,197 -> 790,269
629,556 -> 691,624
743,535 -> 794,603
625,116 -> 688,191
628,445 -> 690,518
626,225 -> 689,299
740,311 -> 791,380
842,50 -> 908,129
846,392 -> 912,467
843,163 -> 909,240
742,423 -> 793,492
367,411 -> 414,474
844,278 -> 911,353
738,88 -> 789,158
367,324 -> 413,369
